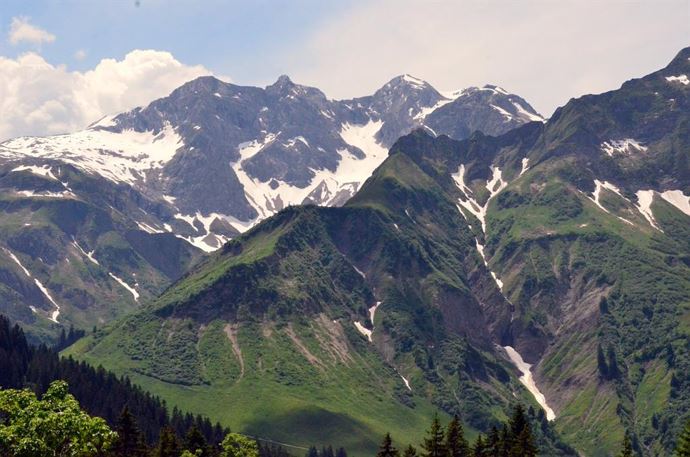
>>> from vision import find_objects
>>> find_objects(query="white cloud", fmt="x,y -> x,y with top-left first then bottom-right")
74,49 -> 87,61
284,0 -> 689,116
8,16 -> 56,46
0,49 -> 213,140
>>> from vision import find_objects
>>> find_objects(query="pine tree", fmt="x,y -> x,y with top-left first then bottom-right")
112,405 -> 147,457
485,427 -> 500,457
185,424 -> 209,457
155,426 -> 181,457
507,405 -> 537,457
422,414 -> 446,457
499,425 -> 510,457
377,433 -> 399,457
306,446 -> 319,457
472,435 -> 486,457
376,433 -> 400,457
446,415 -> 470,457
508,405 -> 528,439
512,424 -> 537,457
403,445 -> 417,457
322,446 -> 335,457
619,434 -> 633,457
677,420 -> 690,457
336,447 -> 348,457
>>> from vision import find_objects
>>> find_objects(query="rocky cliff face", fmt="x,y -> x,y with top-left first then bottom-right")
0,74 -> 543,246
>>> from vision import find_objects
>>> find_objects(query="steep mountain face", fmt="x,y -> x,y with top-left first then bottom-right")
0,74 -> 542,241
425,85 -> 544,139
71,48 -> 690,456
0,74 -> 541,340
393,47 -> 690,456
0,163 -> 202,341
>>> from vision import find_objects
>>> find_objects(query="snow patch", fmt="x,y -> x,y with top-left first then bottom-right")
660,190 -> 690,216
354,301 -> 381,343
73,241 -> 99,265
352,265 -> 366,279
108,272 -> 139,301
666,74 -> 689,85
230,121 -> 388,227
452,165 -> 506,234
490,104 -> 513,121
4,248 -> 60,322
511,102 -> 544,122
635,190 -> 662,231
587,180 -> 628,215
90,115 -> 117,129
136,221 -> 164,234
414,98 -> 453,120
504,346 -> 555,421
401,74 -> 427,88
172,212 -> 236,252
452,165 -> 509,291
601,139 -> 647,156
12,164 -> 58,180
15,190 -> 76,199
0,123 -> 183,186
353,321 -> 372,341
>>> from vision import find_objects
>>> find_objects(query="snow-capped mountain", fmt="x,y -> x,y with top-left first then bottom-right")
0,74 -> 543,252
0,74 -> 543,337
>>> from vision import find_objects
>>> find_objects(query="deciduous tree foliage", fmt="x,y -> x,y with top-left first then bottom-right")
221,433 -> 259,457
0,380 -> 117,456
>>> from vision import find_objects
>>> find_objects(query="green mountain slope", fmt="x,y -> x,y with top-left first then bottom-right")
68,151 -> 571,455
70,48 -> 690,456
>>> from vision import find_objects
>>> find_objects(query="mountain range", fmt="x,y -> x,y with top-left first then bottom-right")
0,73 -> 542,340
66,47 -> 690,457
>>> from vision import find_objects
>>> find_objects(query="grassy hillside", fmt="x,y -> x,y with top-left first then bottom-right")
68,152 -> 559,456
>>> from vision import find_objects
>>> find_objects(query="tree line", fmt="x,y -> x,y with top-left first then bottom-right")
0,315 -> 226,447
374,406 -> 690,457
0,315 -> 325,457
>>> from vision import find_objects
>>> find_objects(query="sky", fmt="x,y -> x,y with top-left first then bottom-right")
0,0 -> 688,141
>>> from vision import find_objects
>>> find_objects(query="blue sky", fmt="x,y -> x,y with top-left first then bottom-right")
0,0 -> 688,140
0,0 -> 354,83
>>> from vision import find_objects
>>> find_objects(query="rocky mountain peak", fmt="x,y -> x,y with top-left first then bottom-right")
265,74 -> 328,103
268,74 -> 295,90
375,74 -> 440,99
169,75 -> 231,98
